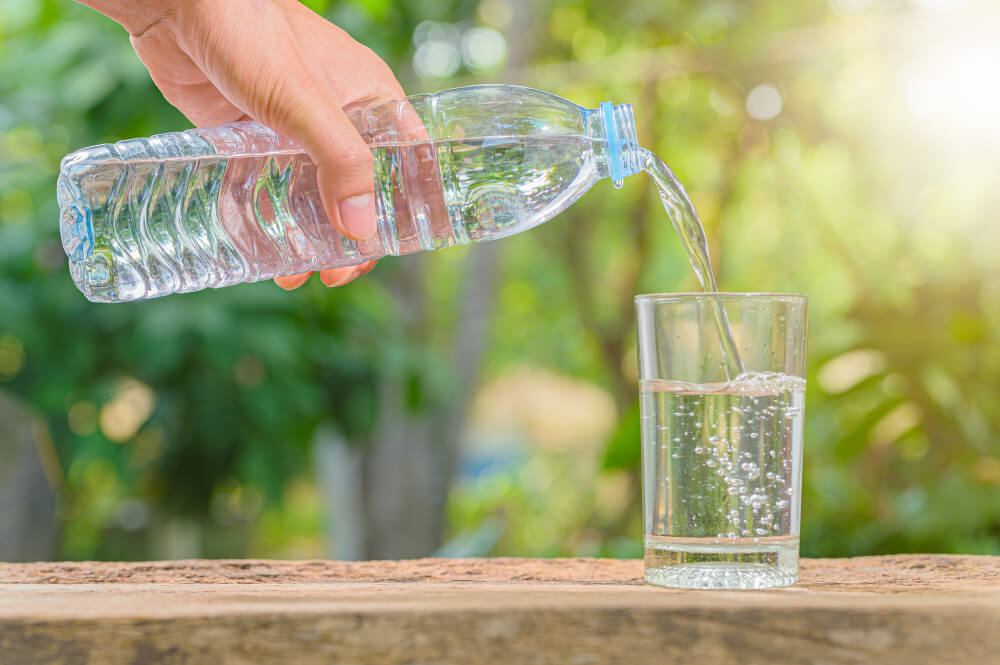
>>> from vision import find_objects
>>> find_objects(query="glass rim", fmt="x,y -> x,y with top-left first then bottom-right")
634,292 -> 807,304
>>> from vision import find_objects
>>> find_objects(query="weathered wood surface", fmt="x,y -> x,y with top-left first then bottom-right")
0,555 -> 997,665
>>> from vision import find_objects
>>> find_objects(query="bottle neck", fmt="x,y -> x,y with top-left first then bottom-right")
586,102 -> 643,188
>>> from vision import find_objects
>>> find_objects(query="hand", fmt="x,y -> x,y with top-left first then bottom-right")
81,0 -> 402,289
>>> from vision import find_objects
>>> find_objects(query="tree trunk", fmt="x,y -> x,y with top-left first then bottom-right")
0,391 -> 59,562
316,245 -> 501,559
314,1 -> 535,560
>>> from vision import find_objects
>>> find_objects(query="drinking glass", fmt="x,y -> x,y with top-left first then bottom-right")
636,293 -> 808,589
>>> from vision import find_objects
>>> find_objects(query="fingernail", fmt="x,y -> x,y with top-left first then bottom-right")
320,269 -> 359,287
320,272 -> 344,287
275,273 -> 311,290
339,194 -> 375,239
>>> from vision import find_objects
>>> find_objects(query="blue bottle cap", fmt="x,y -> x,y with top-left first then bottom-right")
600,101 -> 625,188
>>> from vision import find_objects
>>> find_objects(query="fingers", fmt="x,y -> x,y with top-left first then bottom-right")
276,260 -> 377,290
293,104 -> 378,242
176,2 -> 378,241
265,72 -> 378,241
354,260 -> 378,277
255,73 -> 377,242
275,272 -> 312,290
318,260 -> 377,287
319,267 -> 356,287
317,135 -> 376,241
165,0 -> 397,293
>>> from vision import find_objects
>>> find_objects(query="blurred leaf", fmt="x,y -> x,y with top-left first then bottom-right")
601,400 -> 640,471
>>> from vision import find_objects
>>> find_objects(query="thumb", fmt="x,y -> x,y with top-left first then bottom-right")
308,104 -> 377,241
251,72 -> 377,241
162,0 -> 380,241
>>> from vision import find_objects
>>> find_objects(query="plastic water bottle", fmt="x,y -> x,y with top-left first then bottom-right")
58,85 -> 641,302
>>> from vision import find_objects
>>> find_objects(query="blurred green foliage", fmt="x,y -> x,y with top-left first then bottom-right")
1,0 -> 998,559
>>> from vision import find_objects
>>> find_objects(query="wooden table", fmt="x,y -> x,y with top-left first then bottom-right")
0,556 -> 997,664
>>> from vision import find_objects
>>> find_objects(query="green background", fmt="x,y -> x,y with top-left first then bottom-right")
1,0 -> 998,560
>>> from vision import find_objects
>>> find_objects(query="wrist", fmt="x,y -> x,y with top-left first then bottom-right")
76,0 -> 180,35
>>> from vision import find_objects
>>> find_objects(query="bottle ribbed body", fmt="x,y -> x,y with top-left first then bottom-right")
58,85 -> 640,302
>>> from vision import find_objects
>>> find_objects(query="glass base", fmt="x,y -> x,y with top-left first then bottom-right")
644,535 -> 798,590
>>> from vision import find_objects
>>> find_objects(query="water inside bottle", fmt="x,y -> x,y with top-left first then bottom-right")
59,133 -> 606,302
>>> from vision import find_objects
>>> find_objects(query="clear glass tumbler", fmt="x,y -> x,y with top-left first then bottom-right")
636,293 -> 808,589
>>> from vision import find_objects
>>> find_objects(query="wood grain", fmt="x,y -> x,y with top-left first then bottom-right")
0,556 -> 997,665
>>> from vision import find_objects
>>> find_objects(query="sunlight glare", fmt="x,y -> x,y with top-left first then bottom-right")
903,40 -> 1000,138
